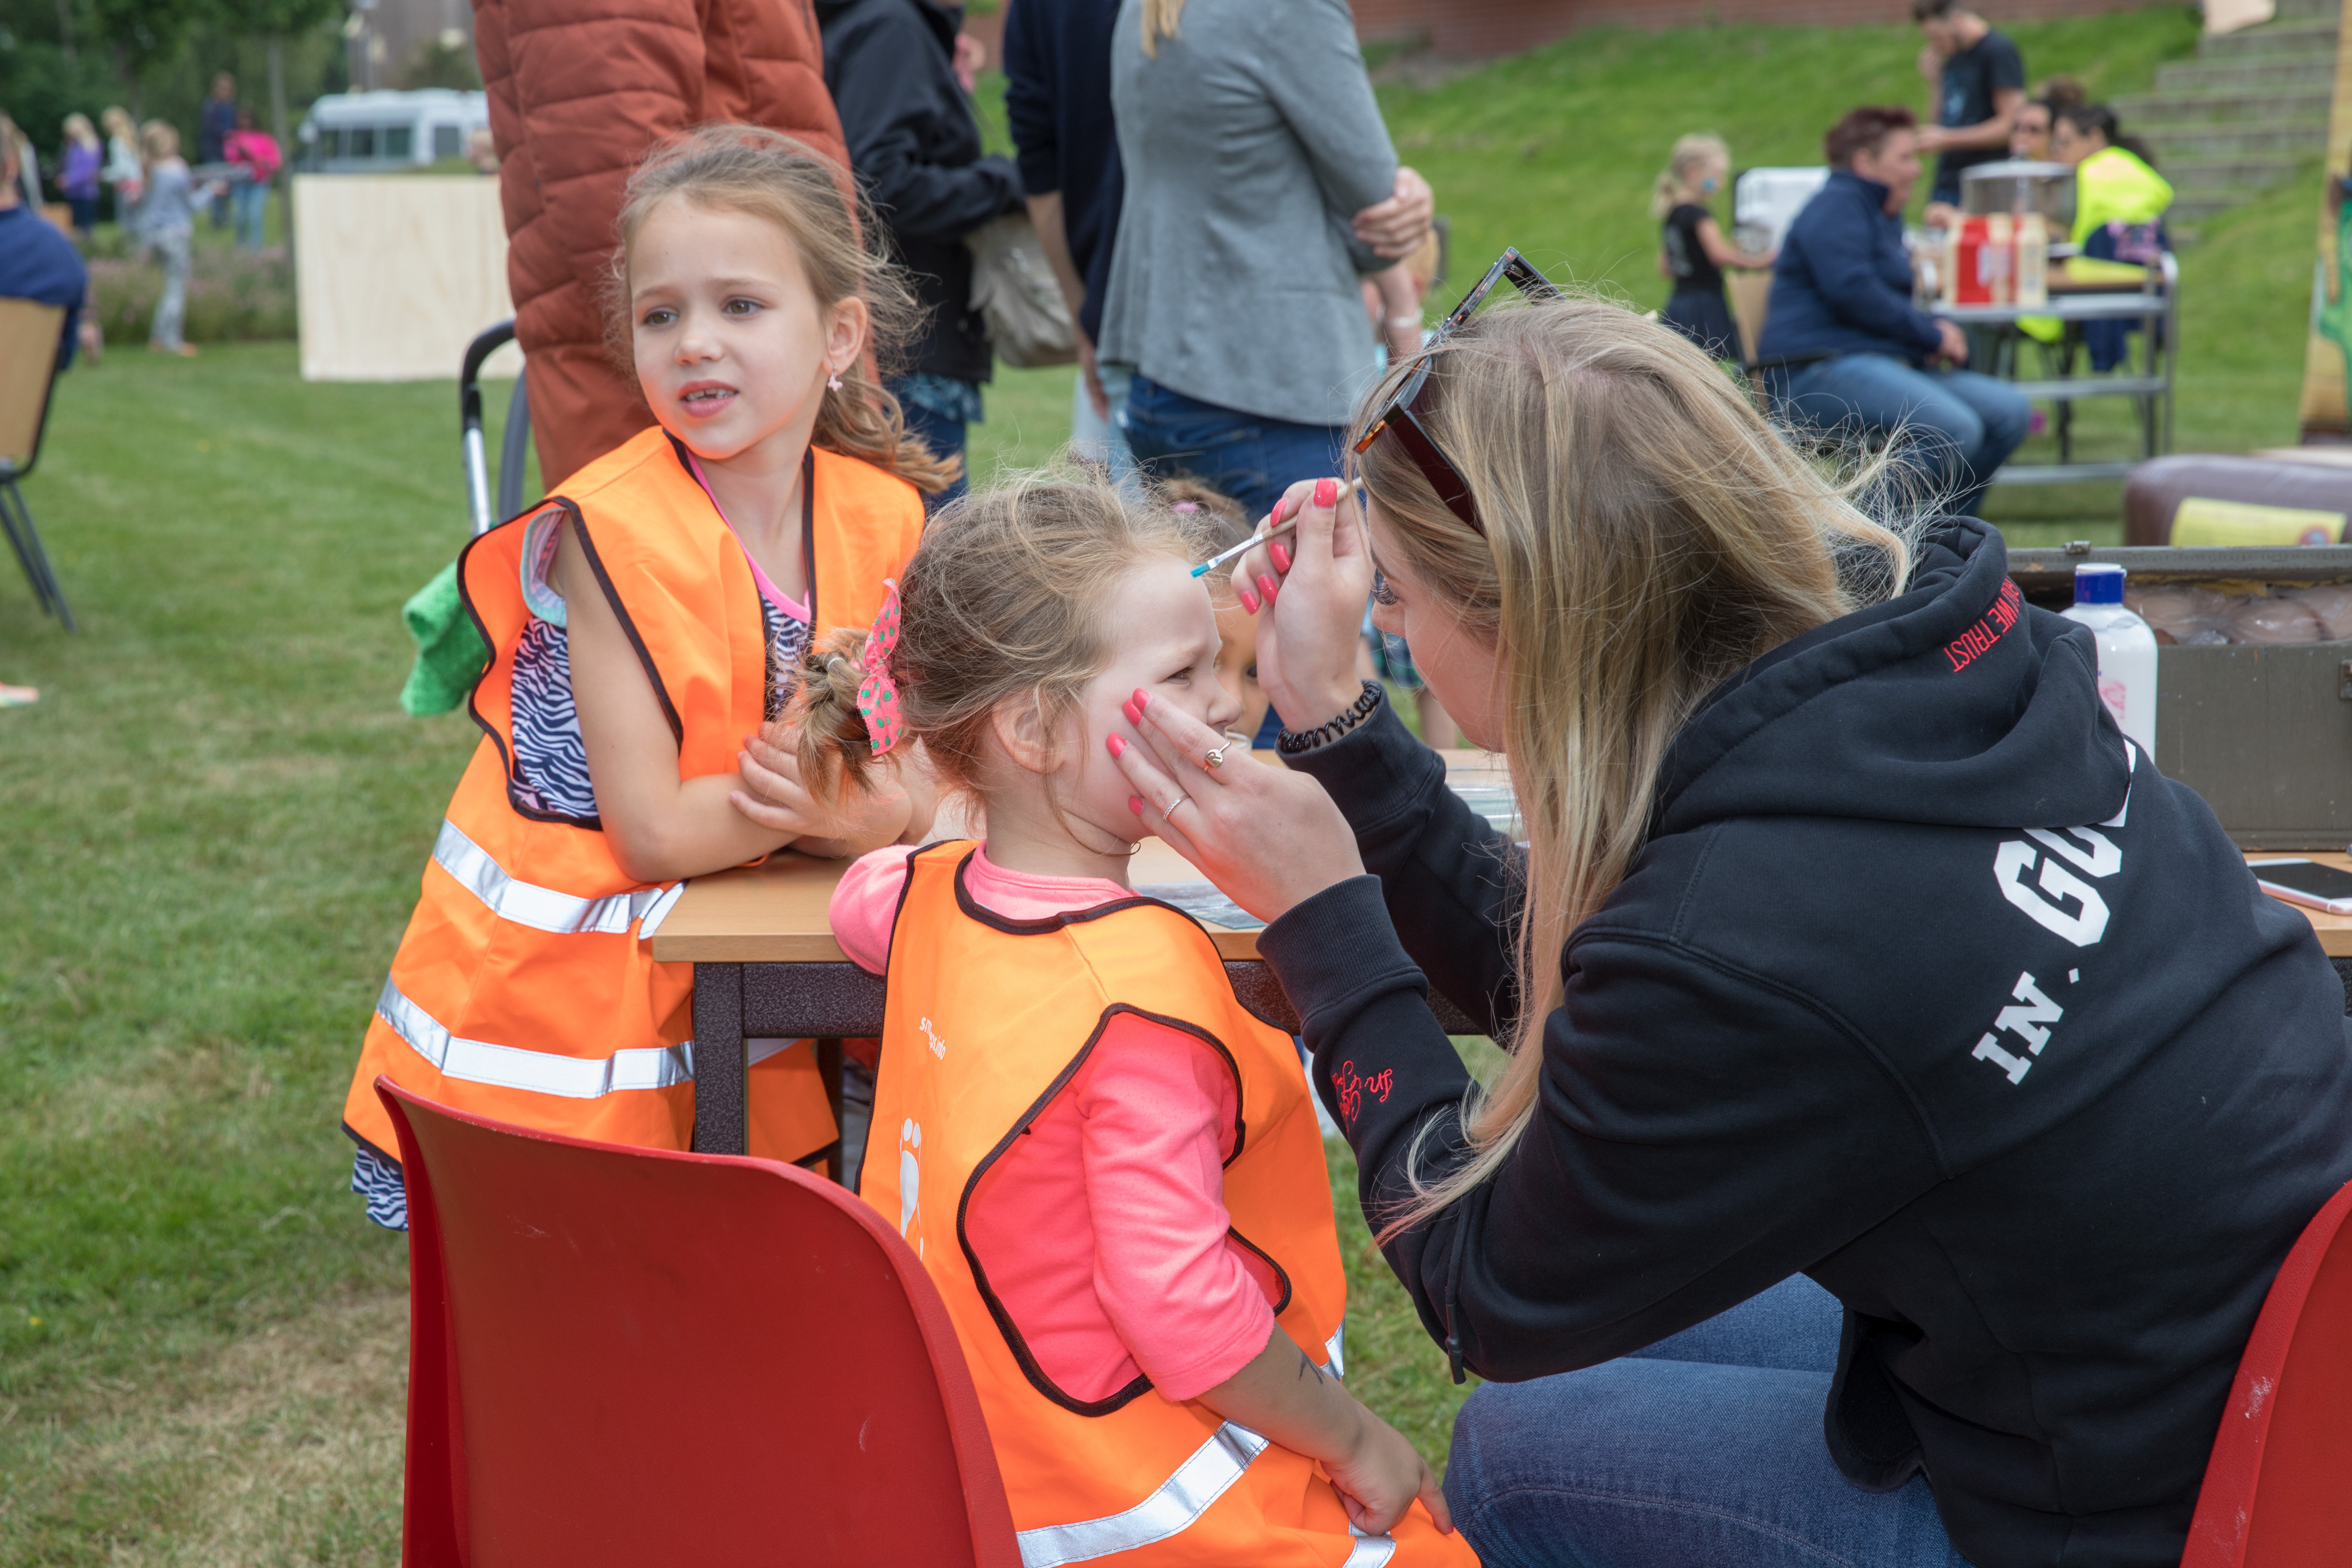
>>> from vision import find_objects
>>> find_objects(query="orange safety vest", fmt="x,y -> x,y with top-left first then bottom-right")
863,844 -> 1474,1568
341,430 -> 923,1167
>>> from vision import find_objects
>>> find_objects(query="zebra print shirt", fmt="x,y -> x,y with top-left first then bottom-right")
508,597 -> 809,822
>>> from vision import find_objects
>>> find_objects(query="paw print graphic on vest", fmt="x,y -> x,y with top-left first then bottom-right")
898,1117 -> 923,1259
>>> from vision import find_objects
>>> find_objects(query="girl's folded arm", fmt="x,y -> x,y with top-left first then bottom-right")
556,519 -> 902,882
827,847 -> 919,974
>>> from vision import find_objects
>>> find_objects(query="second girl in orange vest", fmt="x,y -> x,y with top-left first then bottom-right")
792,475 -> 1474,1565
340,126 -> 949,1225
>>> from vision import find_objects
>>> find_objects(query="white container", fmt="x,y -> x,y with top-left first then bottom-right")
2061,563 -> 2158,756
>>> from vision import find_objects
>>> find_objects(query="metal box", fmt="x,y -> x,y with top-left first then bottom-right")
2010,545 -> 2352,849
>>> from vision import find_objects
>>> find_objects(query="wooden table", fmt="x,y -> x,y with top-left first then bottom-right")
2251,851 -> 2352,959
654,751 -> 1507,1157
650,760 -> 2352,1159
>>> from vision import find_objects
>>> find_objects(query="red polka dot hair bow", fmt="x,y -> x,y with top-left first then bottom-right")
856,580 -> 905,756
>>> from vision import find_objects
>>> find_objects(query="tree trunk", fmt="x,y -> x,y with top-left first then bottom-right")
56,0 -> 76,63
268,36 -> 289,152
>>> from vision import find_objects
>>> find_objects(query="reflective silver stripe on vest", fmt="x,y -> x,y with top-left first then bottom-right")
1345,1528 -> 1399,1566
1325,1323 -> 1346,1379
377,978 -> 694,1098
1015,1421 -> 1269,1567
431,819 -> 675,936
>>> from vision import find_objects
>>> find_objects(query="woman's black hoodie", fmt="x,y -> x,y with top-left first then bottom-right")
1260,518 -> 2352,1568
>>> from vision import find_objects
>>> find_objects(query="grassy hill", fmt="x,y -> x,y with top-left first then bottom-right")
974,3 -> 2315,539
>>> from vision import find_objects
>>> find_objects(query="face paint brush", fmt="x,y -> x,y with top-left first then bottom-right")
1190,478 -> 1362,579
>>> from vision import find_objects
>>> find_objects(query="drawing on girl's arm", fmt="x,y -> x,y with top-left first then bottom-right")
1296,1347 -> 1330,1386
1331,1060 -> 1394,1126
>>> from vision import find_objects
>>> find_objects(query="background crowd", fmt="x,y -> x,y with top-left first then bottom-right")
1653,0 -> 2175,515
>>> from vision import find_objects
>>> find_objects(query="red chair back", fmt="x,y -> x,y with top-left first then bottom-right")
2184,1177 -> 2352,1567
377,1078 -> 1020,1568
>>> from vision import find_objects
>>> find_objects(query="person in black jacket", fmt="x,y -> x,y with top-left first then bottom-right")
818,0 -> 1023,508
1103,293 -> 2352,1568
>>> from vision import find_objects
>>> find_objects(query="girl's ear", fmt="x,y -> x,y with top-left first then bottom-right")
987,692 -> 1065,778
825,295 -> 872,382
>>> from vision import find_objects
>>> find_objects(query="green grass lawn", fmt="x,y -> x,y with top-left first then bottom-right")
0,6 -> 2322,1559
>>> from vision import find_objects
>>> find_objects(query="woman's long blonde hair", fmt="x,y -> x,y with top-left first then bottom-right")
1650,132 -> 1730,221
1140,0 -> 1187,55
1360,295 -> 1910,1239
609,125 -> 958,493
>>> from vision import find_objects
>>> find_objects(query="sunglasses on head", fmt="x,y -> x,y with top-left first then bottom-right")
1351,248 -> 1560,537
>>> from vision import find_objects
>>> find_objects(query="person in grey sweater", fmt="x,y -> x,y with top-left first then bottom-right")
139,121 -> 201,357
1101,0 -> 1429,525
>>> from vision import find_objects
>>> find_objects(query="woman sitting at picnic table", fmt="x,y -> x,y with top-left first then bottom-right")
2020,101 -> 2174,368
1102,279 -> 2352,1568
1757,103 -> 2030,521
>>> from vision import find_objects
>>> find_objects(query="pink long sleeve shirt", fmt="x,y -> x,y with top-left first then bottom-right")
832,845 -> 1276,1402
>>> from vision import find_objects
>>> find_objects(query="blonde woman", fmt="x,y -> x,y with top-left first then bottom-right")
99,106 -> 142,238
1104,278 -> 2352,1568
1651,132 -> 1772,361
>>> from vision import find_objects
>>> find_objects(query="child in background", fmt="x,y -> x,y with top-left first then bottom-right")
100,107 -> 143,239
341,126 -> 946,1227
59,114 -> 101,236
138,121 -> 197,357
1159,478 -> 1271,745
794,474 -> 1471,1565
1652,132 -> 1774,362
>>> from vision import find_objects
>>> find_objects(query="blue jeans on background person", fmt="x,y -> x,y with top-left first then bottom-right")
1072,360 -> 1138,488
231,180 -> 267,250
1444,1276 -> 1968,1568
1121,373 -> 1345,525
888,374 -> 983,514
1770,353 -> 2031,520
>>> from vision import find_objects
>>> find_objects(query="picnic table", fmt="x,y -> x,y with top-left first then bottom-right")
1938,254 -> 2179,486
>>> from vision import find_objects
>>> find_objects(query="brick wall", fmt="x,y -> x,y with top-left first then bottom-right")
1354,0 -> 2168,59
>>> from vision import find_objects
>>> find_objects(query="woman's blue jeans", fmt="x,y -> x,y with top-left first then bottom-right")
1443,1276 -> 1968,1568
1768,354 -> 2031,521
1120,373 -> 1346,524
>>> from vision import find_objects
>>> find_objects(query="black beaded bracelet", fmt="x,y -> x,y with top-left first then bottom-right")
1277,680 -> 1384,755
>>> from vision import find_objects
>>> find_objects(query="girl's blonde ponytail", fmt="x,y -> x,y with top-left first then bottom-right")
1141,0 -> 1187,55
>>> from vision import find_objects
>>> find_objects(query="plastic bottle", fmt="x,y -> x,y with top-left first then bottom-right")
2061,562 -> 2158,756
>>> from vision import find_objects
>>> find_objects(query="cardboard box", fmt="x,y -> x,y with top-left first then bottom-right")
2010,546 -> 2352,849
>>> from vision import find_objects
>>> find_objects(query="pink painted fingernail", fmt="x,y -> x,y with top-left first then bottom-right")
1131,688 -> 1151,711
1121,698 -> 1140,725
1107,734 -> 1126,758
1128,796 -> 1144,815
1239,589 -> 1261,614
1270,541 -> 1292,573
1257,574 -> 1279,603
1314,478 -> 1338,508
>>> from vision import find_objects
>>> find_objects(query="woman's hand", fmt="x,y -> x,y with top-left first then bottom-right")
1353,167 -> 1434,260
1106,687 -> 1363,924
1326,1409 -> 1452,1539
1234,477 -> 1376,733
730,720 -> 913,857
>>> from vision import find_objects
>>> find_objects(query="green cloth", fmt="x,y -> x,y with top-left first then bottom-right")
2020,147 -> 2174,344
399,560 -> 490,716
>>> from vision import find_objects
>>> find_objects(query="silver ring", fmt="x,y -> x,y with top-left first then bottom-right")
1160,794 -> 1191,819
1203,743 -> 1229,770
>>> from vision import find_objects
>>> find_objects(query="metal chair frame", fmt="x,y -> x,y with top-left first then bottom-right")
1,300 -> 75,630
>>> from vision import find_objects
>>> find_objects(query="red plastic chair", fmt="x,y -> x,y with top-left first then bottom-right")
376,1078 -> 1020,1567
2183,1176 -> 2352,1567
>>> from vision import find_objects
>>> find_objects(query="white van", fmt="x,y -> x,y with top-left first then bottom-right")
300,89 -> 487,173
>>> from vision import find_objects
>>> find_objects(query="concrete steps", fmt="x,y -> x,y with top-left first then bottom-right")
2107,7 -> 2339,237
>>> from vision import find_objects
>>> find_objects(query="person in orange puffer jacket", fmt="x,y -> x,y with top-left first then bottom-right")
474,0 -> 849,489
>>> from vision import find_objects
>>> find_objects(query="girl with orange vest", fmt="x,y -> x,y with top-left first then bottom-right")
341,126 -> 947,1226
792,475 -> 1474,1566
